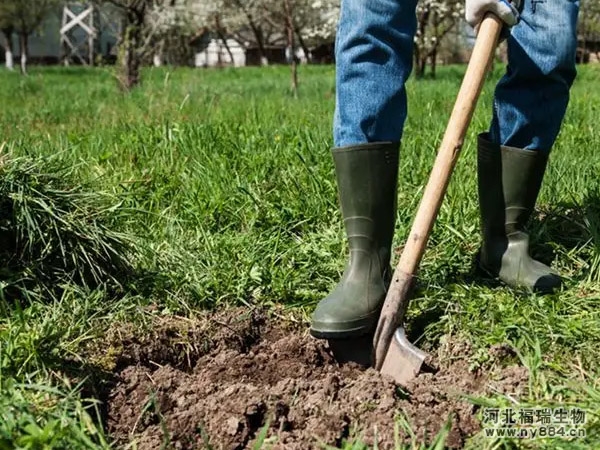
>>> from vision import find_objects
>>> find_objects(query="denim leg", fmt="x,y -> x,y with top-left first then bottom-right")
333,0 -> 418,147
489,0 -> 580,152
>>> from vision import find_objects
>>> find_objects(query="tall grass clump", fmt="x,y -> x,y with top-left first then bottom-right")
0,151 -> 135,302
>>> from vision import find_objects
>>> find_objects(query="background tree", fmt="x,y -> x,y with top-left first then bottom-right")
146,1 -> 199,66
185,0 -> 231,65
0,0 -> 61,74
302,0 -> 338,53
414,0 -> 464,78
277,0 -> 339,63
258,0 -> 299,92
580,0 -> 600,62
241,0 -> 338,92
188,0 -> 338,68
101,0 -> 152,90
219,0 -> 274,65
100,0 -> 198,89
0,15 -> 14,70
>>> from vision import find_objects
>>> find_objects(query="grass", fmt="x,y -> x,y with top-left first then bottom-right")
0,62 -> 599,448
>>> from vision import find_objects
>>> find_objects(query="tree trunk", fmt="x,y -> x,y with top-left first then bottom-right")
430,46 -> 437,78
153,39 -> 164,67
215,14 -> 235,65
417,54 -> 427,78
413,42 -> 420,77
284,0 -> 298,97
1,28 -> 14,70
118,8 -> 145,90
250,22 -> 268,65
19,32 -> 27,75
246,15 -> 267,64
5,46 -> 13,70
581,31 -> 588,64
430,13 -> 438,79
294,25 -> 310,63
414,8 -> 430,79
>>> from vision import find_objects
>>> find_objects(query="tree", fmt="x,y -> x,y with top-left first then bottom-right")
100,0 -> 151,89
259,0 -> 339,64
258,0 -> 299,91
187,0 -> 338,68
99,0 -> 198,89
219,0 -> 274,65
579,0 -> 600,62
302,0 -> 338,52
190,0 -> 238,65
146,1 -> 199,66
278,0 -> 299,93
414,0 -> 463,78
0,19 -> 14,70
0,0 -> 61,74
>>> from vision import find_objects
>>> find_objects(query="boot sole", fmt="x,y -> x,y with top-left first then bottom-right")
309,314 -> 377,340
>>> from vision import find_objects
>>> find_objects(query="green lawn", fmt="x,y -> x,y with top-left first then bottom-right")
0,63 -> 599,449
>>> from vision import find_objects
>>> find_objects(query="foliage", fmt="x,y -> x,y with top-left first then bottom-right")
414,0 -> 464,78
580,0 -> 600,61
0,377 -> 110,450
0,152 -> 135,302
188,0 -> 338,65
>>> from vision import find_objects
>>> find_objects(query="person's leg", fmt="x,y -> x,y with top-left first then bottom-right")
490,0 -> 579,150
333,0 -> 417,146
310,0 -> 417,338
477,0 -> 580,292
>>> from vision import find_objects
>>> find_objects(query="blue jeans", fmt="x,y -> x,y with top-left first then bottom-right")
334,0 -> 580,152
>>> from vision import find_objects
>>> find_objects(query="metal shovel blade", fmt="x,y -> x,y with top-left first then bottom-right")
379,327 -> 427,385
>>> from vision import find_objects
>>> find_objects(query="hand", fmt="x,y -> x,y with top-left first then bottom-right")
465,0 -> 521,30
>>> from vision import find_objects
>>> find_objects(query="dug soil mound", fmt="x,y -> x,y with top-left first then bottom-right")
104,309 -> 528,449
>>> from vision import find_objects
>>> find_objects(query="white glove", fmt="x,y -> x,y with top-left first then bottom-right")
465,0 -> 521,29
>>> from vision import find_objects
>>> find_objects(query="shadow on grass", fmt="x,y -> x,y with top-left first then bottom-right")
57,360 -> 118,434
530,187 -> 600,283
534,190 -> 600,253
405,300 -> 445,347
444,188 -> 600,288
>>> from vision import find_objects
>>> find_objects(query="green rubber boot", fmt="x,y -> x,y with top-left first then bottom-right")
310,142 -> 399,339
477,133 -> 561,293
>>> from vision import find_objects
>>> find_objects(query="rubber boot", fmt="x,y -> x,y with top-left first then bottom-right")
310,142 -> 399,339
477,133 -> 561,293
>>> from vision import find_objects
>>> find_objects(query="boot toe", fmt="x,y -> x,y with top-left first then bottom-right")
533,273 -> 562,294
310,310 -> 378,339
310,296 -> 379,339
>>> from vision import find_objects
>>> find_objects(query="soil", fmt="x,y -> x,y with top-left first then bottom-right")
103,308 -> 528,449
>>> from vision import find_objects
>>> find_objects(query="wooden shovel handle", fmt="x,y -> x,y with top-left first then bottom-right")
373,14 -> 503,368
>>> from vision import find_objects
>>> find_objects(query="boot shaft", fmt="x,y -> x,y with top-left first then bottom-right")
332,142 -> 399,265
309,142 -> 400,339
477,133 -> 548,237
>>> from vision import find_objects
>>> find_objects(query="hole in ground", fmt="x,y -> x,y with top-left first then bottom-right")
93,308 -> 530,449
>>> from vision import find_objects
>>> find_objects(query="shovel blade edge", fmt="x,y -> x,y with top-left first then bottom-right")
380,327 -> 427,385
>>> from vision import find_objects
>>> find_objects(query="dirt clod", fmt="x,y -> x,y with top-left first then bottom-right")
106,309 -> 528,449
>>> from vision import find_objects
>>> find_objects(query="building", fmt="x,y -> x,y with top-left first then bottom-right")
193,38 -> 246,68
0,5 -> 118,65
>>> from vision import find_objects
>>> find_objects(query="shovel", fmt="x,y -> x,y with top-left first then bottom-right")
372,14 -> 503,385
